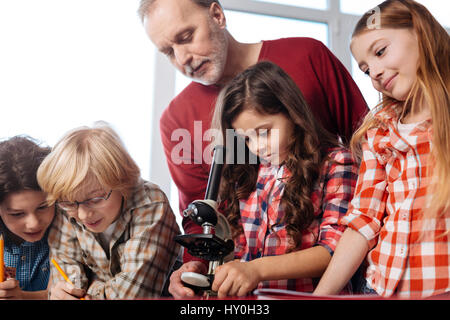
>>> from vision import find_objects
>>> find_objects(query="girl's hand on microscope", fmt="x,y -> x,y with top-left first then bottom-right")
212,259 -> 261,298
168,261 -> 207,299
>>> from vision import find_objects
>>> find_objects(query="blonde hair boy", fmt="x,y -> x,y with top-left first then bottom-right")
37,122 -> 180,299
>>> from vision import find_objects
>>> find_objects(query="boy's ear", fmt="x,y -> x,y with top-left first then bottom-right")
209,3 -> 226,29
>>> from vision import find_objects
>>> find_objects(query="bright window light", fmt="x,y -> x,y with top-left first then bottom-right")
340,0 -> 450,27
254,0 -> 328,10
0,0 -> 154,179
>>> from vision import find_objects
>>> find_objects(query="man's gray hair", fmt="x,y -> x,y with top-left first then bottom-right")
138,0 -> 222,23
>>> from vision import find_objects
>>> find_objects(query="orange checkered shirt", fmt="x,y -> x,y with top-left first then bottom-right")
341,105 -> 450,298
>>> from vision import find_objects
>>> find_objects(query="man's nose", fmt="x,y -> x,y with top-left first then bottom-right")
174,45 -> 192,67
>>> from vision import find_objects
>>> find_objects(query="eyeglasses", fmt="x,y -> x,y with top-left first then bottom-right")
56,190 -> 113,212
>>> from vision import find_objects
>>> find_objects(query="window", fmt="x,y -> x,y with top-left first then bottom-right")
340,0 -> 450,27
0,0 -> 154,179
254,0 -> 328,10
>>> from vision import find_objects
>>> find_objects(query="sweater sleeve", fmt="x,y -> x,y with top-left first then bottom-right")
159,92 -> 212,264
316,148 -> 359,254
340,139 -> 388,250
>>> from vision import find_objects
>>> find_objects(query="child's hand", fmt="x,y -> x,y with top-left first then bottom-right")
212,260 -> 261,298
49,280 -> 86,300
168,261 -> 207,299
0,278 -> 23,300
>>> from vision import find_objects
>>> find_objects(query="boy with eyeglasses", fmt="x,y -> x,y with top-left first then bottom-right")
36,122 -> 181,300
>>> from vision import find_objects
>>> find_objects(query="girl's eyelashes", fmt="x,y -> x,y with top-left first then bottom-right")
8,212 -> 24,217
375,47 -> 386,57
362,46 -> 387,76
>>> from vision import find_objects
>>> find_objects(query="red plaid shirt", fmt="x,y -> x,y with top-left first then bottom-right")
341,105 -> 450,298
235,147 -> 358,293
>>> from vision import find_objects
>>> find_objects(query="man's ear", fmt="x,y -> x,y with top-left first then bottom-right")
209,2 -> 226,28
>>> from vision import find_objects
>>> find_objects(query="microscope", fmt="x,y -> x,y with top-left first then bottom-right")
174,145 -> 235,296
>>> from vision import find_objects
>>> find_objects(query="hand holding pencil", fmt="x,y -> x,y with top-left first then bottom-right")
50,258 -> 87,300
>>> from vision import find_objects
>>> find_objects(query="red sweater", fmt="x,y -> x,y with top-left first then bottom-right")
159,37 -> 368,262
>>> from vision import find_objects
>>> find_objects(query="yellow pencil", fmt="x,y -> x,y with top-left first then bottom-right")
50,258 -> 85,300
0,234 -> 4,283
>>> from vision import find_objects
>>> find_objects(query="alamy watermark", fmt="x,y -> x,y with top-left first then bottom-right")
366,6 -> 381,30
169,121 -> 280,165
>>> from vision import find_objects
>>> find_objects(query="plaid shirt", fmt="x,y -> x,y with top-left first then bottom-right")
235,147 -> 358,293
48,180 -> 181,299
1,228 -> 49,291
341,105 -> 450,298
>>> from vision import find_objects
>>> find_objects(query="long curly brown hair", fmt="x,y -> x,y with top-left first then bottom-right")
211,61 -> 343,249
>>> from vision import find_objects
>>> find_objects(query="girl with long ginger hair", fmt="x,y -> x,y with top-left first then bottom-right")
315,0 -> 450,298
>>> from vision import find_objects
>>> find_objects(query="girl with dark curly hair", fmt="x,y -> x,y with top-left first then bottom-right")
204,61 -> 359,297
0,136 -> 53,299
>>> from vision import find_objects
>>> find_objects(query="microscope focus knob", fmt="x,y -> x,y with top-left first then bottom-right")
183,201 -> 218,226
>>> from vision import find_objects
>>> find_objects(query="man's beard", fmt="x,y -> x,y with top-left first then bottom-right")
188,26 -> 228,86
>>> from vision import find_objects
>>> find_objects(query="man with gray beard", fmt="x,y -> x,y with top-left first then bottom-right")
139,0 -> 368,298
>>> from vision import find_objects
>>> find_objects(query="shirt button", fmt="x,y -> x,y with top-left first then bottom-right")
409,182 -> 416,189
21,256 -> 26,261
